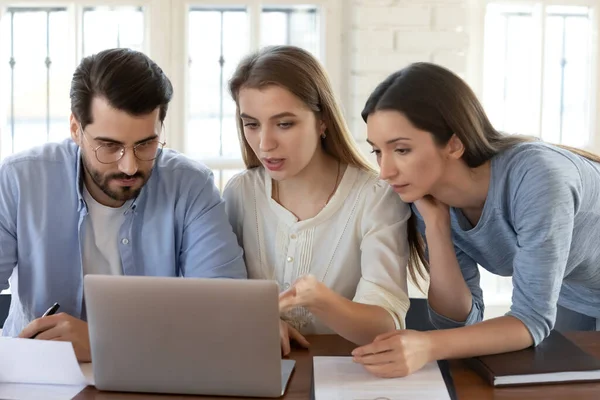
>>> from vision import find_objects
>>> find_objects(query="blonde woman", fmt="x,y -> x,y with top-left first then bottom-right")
224,45 -> 411,355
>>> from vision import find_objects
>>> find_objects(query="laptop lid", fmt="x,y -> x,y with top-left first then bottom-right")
84,275 -> 287,397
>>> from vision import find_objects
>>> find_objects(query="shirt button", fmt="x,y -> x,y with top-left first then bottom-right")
287,256 -> 293,262
290,234 -> 296,239
121,238 -> 129,245
284,283 -> 290,290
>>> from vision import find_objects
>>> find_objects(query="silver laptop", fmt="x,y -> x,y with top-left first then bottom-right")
84,275 -> 295,397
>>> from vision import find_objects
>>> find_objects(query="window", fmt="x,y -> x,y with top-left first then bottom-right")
0,1 -> 339,192
0,4 -> 146,160
0,7 -> 69,159
482,1 -> 595,148
478,0 -> 598,314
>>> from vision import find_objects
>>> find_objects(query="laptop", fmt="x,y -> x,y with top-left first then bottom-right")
83,275 -> 295,397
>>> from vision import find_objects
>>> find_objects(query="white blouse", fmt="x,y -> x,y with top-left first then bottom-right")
223,165 -> 411,334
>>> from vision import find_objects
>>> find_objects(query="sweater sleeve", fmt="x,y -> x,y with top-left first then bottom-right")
505,150 -> 581,345
412,210 -> 485,329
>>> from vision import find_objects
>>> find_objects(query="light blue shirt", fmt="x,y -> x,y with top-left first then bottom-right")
0,139 -> 247,336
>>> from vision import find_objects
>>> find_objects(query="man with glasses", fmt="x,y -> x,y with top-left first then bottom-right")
0,48 -> 247,361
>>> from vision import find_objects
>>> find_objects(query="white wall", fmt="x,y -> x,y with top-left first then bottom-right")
347,0 -> 471,161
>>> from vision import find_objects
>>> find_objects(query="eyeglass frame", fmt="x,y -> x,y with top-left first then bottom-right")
78,124 -> 166,165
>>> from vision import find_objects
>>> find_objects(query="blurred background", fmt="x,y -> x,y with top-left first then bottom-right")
1,0 -> 598,317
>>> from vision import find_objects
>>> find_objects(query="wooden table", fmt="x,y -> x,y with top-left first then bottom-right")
74,332 -> 600,400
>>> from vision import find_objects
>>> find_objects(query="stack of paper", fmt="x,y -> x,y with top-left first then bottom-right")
314,357 -> 451,400
0,337 -> 93,400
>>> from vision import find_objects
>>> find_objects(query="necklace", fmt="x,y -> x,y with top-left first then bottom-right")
273,160 -> 342,210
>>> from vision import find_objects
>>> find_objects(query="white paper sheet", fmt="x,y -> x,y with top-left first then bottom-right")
0,337 -> 89,385
0,337 -> 93,399
0,382 -> 86,400
313,357 -> 451,400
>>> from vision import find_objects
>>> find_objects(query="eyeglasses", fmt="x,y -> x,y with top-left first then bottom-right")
80,126 -> 166,164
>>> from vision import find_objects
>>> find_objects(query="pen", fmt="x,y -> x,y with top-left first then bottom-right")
31,302 -> 60,339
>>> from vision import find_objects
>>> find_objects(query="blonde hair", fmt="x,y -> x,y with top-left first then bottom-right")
229,45 -> 373,172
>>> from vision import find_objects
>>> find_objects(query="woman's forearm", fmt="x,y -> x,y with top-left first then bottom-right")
426,223 -> 473,321
310,293 -> 396,345
428,315 -> 534,360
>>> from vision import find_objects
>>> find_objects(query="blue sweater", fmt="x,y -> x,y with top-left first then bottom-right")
414,141 -> 600,345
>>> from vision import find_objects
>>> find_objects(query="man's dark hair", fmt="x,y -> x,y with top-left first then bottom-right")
70,48 -> 173,129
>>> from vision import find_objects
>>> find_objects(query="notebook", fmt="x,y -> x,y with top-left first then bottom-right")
465,330 -> 600,387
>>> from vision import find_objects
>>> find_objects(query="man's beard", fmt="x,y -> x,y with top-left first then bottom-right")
81,153 -> 151,202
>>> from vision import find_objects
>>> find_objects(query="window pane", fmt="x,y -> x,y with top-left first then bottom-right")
0,6 -> 145,160
82,7 -> 145,56
49,11 -> 71,144
12,11 -> 48,155
187,8 -> 249,160
1,8 -> 69,159
483,5 -> 538,136
261,5 -> 320,58
541,15 -> 564,144
561,12 -> 590,147
542,8 -> 591,147
484,4 -> 593,146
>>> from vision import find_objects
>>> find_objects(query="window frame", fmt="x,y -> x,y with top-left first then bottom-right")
469,0 -> 600,151
0,0 -> 163,157
0,0 -> 343,171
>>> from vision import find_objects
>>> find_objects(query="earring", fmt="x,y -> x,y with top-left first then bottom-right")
321,131 -> 327,139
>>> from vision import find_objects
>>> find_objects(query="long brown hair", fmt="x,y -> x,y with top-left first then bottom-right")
361,62 -> 600,290
229,45 -> 373,172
